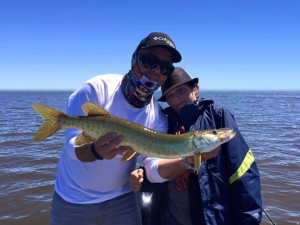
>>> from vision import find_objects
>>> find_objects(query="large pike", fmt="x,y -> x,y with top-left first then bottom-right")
32,102 -> 235,169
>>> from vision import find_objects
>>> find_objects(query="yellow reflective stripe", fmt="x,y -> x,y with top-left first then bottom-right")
229,149 -> 255,185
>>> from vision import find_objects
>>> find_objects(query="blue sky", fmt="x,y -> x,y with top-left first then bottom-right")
1,0 -> 299,91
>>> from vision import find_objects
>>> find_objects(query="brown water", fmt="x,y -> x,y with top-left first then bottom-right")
0,91 -> 299,225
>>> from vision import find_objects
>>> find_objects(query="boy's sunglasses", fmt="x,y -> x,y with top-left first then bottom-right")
138,54 -> 174,76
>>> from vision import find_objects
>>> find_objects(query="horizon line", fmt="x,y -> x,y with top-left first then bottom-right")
1,89 -> 300,92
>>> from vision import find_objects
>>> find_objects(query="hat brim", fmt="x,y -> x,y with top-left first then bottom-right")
158,78 -> 198,102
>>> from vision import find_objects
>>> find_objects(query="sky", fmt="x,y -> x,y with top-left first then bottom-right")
0,0 -> 299,91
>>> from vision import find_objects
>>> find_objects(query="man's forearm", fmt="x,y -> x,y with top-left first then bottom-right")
75,142 -> 97,162
157,158 -> 187,179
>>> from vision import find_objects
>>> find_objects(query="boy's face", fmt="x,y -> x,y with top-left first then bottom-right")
165,83 -> 199,114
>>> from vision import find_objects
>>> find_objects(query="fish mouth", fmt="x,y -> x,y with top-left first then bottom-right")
218,129 -> 236,142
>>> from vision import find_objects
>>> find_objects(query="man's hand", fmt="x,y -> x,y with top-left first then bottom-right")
201,147 -> 220,162
185,146 -> 220,165
93,132 -> 130,159
75,132 -> 131,161
130,168 -> 144,192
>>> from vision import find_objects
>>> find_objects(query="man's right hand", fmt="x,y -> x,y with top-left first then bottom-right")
201,147 -> 220,162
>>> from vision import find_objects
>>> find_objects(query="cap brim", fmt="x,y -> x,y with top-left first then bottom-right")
140,45 -> 181,63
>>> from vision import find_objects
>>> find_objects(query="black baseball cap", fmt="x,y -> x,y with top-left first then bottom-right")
137,32 -> 182,63
158,67 -> 198,102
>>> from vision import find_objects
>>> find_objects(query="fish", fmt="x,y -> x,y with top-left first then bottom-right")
32,102 -> 236,171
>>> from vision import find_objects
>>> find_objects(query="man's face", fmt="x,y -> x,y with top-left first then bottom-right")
135,46 -> 174,85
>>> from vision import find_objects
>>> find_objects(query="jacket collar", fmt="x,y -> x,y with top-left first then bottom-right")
162,98 -> 214,130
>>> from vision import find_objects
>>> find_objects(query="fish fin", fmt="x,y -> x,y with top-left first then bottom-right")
120,148 -> 137,162
32,104 -> 63,141
193,154 -> 202,174
82,102 -> 110,116
74,131 -> 95,147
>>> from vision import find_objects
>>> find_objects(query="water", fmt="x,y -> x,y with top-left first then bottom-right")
0,90 -> 299,225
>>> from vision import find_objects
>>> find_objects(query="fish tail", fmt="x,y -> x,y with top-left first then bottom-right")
32,104 -> 64,141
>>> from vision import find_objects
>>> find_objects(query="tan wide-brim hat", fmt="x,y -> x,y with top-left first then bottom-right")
158,67 -> 198,102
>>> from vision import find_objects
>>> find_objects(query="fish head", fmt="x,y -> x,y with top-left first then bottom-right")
192,128 -> 236,154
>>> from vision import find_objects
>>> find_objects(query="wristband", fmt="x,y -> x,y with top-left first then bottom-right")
91,141 -> 103,160
181,157 -> 195,173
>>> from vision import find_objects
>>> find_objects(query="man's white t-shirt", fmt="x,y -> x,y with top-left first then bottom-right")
55,74 -> 167,203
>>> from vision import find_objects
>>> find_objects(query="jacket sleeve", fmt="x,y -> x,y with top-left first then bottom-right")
191,105 -> 263,225
220,107 -> 262,224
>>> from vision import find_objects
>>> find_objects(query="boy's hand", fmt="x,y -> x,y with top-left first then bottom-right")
130,168 -> 144,192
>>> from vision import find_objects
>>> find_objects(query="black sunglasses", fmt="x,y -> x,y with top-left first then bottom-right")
138,54 -> 174,76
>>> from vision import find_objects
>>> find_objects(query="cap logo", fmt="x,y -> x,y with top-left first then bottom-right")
153,36 -> 175,48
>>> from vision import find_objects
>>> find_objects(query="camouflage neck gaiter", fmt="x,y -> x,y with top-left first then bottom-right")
121,70 -> 155,108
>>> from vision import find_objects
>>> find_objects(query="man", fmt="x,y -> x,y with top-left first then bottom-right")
50,32 -> 182,225
131,67 -> 263,225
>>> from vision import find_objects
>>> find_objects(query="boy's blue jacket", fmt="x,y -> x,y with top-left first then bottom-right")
139,98 -> 263,225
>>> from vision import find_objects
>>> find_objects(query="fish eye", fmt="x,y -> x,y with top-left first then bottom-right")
213,130 -> 217,135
